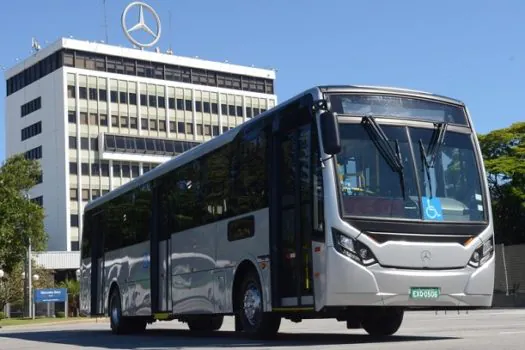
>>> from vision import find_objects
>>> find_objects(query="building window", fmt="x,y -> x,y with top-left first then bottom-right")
70,214 -> 79,227
99,89 -> 107,101
103,134 -> 200,156
91,163 -> 100,176
69,136 -> 77,149
79,87 -> 87,99
79,112 -> 88,124
81,163 -> 90,175
36,171 -> 43,184
70,188 -> 78,200
21,121 -> 42,141
91,137 -> 99,151
100,114 -> 108,126
21,97 -> 41,118
101,162 -> 109,176
92,189 -> 100,199
89,88 -> 98,100
119,91 -> 127,104
82,188 -> 90,201
67,85 -> 75,98
71,241 -> 80,251
31,196 -> 43,207
69,162 -> 78,175
24,146 -> 42,160
131,165 -> 139,177
68,111 -> 76,124
80,137 -> 89,150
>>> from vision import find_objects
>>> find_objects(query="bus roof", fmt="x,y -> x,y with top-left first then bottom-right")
83,84 -> 465,212
317,85 -> 465,106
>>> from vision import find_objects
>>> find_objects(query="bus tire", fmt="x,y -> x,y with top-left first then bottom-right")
187,315 -> 223,332
129,318 -> 147,333
361,307 -> 404,337
109,288 -> 132,335
237,271 -> 280,339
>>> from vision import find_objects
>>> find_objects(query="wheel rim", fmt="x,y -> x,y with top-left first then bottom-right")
243,283 -> 262,326
110,294 -> 120,327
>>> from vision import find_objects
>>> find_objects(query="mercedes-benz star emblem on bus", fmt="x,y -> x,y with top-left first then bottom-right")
121,1 -> 162,49
421,250 -> 432,266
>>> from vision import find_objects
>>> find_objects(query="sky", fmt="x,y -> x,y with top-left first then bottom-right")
1,0 -> 524,162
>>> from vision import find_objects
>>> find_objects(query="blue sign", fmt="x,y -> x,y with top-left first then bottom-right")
422,196 -> 443,221
34,288 -> 67,303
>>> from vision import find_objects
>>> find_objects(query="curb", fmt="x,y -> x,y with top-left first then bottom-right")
0,317 -> 109,329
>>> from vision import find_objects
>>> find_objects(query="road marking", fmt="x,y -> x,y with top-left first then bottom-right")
500,330 -> 525,335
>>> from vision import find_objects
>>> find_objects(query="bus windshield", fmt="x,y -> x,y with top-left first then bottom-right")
335,121 -> 486,222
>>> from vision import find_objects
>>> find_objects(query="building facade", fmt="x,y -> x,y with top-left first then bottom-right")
4,38 -> 277,270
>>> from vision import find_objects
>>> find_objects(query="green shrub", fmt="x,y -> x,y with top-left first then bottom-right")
55,311 -> 65,318
0,312 -> 5,320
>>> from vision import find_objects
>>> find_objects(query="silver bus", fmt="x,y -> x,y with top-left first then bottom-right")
79,85 -> 494,338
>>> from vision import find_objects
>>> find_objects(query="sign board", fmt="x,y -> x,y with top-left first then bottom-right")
34,288 -> 68,303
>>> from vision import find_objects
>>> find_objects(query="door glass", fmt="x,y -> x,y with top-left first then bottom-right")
298,125 -> 313,295
279,131 -> 298,298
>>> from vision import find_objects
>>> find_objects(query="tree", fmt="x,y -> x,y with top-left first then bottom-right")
0,154 -> 47,274
58,278 -> 80,317
0,260 -> 55,314
478,122 -> 525,245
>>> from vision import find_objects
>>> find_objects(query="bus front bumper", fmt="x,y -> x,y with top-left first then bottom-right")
325,249 -> 495,308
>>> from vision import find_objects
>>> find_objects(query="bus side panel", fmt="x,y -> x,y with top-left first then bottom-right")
102,241 -> 152,317
102,250 -> 124,315
171,222 -> 217,314
79,258 -> 91,316
123,240 -> 152,316
215,208 -> 271,314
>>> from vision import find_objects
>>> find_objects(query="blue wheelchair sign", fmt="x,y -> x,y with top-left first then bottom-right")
422,196 -> 443,221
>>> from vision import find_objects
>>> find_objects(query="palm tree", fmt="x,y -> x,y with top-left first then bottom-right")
58,279 -> 80,317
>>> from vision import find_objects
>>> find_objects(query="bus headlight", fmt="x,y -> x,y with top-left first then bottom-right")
332,228 -> 377,266
468,237 -> 494,268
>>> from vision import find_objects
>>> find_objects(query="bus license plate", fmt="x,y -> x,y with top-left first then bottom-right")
409,287 -> 440,299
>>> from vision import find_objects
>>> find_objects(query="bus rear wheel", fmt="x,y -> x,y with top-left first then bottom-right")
361,307 -> 404,337
237,271 -> 280,339
187,315 -> 223,332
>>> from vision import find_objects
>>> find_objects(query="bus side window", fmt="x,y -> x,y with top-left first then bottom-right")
227,215 -> 255,241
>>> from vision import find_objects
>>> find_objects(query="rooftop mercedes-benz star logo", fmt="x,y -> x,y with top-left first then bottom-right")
121,1 -> 162,49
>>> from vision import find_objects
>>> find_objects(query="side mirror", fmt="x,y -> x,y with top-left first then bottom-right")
320,111 -> 341,155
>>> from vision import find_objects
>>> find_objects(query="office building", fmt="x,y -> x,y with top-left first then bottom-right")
4,37 -> 277,271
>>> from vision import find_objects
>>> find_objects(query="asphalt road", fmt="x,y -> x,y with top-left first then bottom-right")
1,309 -> 525,350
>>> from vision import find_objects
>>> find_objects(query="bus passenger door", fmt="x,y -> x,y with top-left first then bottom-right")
151,184 -> 172,315
270,98 -> 315,309
90,210 -> 106,315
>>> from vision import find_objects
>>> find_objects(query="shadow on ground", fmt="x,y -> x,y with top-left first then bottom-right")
0,328 -> 459,348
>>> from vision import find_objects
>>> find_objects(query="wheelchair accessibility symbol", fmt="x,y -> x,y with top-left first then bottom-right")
422,196 -> 443,221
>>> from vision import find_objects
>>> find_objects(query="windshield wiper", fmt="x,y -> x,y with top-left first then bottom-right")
361,116 -> 406,198
418,122 -> 448,198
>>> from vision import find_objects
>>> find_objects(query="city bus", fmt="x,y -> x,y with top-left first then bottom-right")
79,85 -> 495,338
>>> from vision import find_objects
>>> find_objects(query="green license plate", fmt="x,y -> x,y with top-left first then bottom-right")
409,287 -> 440,299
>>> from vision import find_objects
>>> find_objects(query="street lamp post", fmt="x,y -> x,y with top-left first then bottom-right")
0,268 -> 3,327
21,271 -> 39,319
22,191 -> 32,319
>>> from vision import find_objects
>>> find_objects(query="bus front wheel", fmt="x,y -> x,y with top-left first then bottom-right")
109,288 -> 147,334
361,307 -> 404,337
237,271 -> 280,338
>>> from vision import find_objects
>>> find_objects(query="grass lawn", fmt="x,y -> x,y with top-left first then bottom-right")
0,316 -> 95,327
